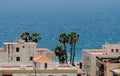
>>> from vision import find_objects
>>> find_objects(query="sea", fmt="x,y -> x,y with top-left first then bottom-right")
0,0 -> 120,61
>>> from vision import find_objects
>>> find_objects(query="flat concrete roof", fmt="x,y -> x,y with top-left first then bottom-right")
89,51 -> 104,55
3,40 -> 37,45
83,49 -> 105,55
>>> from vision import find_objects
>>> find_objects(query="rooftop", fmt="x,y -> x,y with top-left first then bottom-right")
89,51 -> 104,55
33,56 -> 53,62
4,41 -> 36,45
84,49 -> 105,55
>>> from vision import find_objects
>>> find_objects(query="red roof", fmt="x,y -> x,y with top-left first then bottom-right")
33,56 -> 53,62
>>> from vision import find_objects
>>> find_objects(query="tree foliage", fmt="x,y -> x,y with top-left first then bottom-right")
20,32 -> 41,43
54,45 -> 65,63
56,32 -> 79,65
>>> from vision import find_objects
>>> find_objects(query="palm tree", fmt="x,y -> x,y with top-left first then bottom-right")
31,33 -> 41,43
68,32 -> 79,65
68,32 -> 74,64
20,32 -> 30,42
58,33 -> 68,63
54,45 -> 65,63
72,32 -> 79,65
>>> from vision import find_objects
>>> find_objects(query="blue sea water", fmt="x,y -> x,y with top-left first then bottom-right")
0,0 -> 120,61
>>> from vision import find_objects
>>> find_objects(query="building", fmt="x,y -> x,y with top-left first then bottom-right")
0,56 -> 77,76
33,56 -> 55,70
82,43 -> 120,76
0,40 -> 78,76
0,40 -> 55,65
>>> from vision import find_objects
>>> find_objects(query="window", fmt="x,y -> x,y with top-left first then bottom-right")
29,57 -> 33,61
45,63 -> 47,69
23,46 -> 25,48
116,49 -> 119,52
111,49 -> 114,52
16,57 -> 20,61
16,47 -> 19,52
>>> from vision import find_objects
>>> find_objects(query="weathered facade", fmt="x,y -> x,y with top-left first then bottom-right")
0,40 -> 55,64
82,43 -> 120,76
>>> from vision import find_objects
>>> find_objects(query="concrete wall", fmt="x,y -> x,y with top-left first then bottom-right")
0,51 -> 7,62
35,62 -> 55,70
5,43 -> 36,63
103,44 -> 120,55
82,50 -> 91,76
0,42 -> 55,64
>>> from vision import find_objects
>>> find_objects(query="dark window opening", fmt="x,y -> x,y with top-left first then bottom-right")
45,63 -> 47,69
16,57 -> 20,61
111,49 -> 114,52
16,47 -> 19,52
116,49 -> 119,52
30,57 -> 33,61
23,46 -> 25,48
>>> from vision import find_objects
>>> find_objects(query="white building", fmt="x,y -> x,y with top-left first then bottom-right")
33,56 -> 55,70
0,40 -> 78,76
0,56 -> 77,76
0,40 -> 55,65
82,43 -> 120,76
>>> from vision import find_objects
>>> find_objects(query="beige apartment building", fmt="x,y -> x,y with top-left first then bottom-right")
0,40 -> 55,65
82,43 -> 120,76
